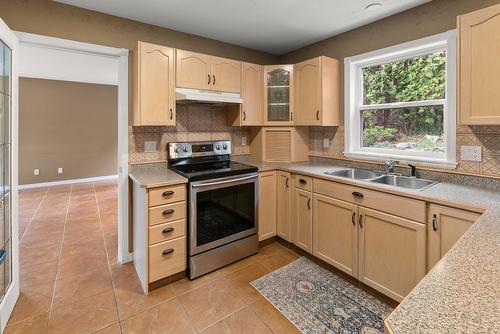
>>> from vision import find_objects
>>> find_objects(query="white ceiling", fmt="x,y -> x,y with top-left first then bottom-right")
56,0 -> 431,55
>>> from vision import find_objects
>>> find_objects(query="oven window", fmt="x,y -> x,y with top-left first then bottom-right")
196,182 -> 255,247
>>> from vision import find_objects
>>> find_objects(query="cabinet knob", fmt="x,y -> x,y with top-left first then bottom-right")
299,178 -> 307,185
162,190 -> 174,197
352,191 -> 364,199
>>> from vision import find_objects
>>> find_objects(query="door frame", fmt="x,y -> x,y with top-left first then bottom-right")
13,32 -> 132,264
0,17 -> 18,332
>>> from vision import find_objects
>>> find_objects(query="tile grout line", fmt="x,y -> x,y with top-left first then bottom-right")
92,182 -> 124,334
19,187 -> 49,243
44,184 -> 73,334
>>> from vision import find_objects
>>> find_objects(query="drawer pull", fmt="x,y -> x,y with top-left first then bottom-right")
352,191 -> 364,199
351,212 -> 356,226
162,248 -> 174,255
162,190 -> 174,197
162,209 -> 174,215
162,227 -> 174,234
359,214 -> 363,228
299,178 -> 307,185
432,214 -> 438,231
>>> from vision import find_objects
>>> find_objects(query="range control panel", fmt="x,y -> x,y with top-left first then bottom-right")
168,140 -> 231,159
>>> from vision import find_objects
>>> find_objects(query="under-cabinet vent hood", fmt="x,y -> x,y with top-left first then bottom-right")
175,88 -> 242,105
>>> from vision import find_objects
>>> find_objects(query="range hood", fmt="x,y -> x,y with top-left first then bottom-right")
176,88 -> 242,105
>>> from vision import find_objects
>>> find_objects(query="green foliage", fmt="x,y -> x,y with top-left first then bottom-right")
363,126 -> 398,146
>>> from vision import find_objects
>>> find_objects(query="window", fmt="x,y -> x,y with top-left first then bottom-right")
344,31 -> 456,167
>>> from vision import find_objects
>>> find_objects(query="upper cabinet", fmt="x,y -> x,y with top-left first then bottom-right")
294,56 -> 340,126
458,4 -> 500,125
228,62 -> 263,126
176,50 -> 241,93
133,41 -> 176,126
264,65 -> 294,126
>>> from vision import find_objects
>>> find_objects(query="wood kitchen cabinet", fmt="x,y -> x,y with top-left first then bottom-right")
133,41 -> 176,126
264,65 -> 294,125
228,62 -> 263,126
313,194 -> 358,277
358,207 -> 426,302
258,171 -> 277,241
277,171 -> 292,241
427,204 -> 481,271
249,127 -> 309,162
458,4 -> 500,124
294,56 -> 340,126
294,187 -> 313,252
176,49 -> 241,93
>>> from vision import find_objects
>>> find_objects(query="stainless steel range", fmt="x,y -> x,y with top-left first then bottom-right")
167,140 -> 259,279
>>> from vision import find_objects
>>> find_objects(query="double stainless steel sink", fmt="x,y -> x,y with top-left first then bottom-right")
324,168 -> 437,191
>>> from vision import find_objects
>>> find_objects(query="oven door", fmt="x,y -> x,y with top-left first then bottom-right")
189,173 -> 258,256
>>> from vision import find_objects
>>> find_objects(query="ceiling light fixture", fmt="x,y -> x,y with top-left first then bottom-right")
365,3 -> 382,11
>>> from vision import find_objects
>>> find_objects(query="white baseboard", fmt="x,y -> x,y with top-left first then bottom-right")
19,174 -> 118,189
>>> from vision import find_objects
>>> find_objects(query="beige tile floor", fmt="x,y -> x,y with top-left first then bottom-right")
7,181 -> 301,334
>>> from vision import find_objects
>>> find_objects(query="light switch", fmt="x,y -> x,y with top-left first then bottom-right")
144,141 -> 157,152
241,136 -> 248,146
461,146 -> 482,162
323,138 -> 330,148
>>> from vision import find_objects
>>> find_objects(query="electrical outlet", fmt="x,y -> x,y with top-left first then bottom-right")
241,136 -> 248,146
323,138 -> 330,148
58,167 -> 63,174
33,169 -> 40,176
144,141 -> 157,153
461,146 -> 482,162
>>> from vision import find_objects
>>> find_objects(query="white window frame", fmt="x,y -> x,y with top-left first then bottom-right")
344,30 -> 457,168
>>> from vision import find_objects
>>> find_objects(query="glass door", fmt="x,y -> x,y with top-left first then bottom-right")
264,65 -> 294,125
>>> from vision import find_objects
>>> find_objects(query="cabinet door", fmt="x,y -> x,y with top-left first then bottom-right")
458,4 -> 500,124
264,65 -> 294,126
136,42 -> 175,126
358,207 -> 426,302
211,56 -> 241,93
294,57 -> 320,125
176,49 -> 211,90
294,188 -> 312,252
427,204 -> 480,271
313,194 -> 358,277
258,171 -> 277,241
241,62 -> 263,125
277,171 -> 291,241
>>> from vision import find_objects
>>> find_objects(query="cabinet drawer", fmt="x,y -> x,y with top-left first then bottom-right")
148,202 -> 186,226
149,219 -> 186,245
148,236 -> 186,283
295,175 -> 312,191
314,178 -> 425,223
148,184 -> 186,207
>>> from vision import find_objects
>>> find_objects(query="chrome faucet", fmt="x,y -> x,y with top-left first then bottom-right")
384,160 -> 399,174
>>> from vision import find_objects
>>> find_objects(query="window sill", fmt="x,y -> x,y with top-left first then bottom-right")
343,151 -> 458,170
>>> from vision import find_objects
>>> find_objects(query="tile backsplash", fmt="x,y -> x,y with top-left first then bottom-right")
129,104 -> 250,163
309,125 -> 500,177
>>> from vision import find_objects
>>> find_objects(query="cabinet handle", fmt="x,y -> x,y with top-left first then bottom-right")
290,112 -> 293,122
208,74 -> 211,85
359,214 -> 363,228
162,227 -> 174,234
432,214 -> 438,231
169,108 -> 173,120
162,248 -> 174,255
162,209 -> 174,215
243,111 -> 247,121
352,212 -> 356,226
162,190 -> 174,197
213,75 -> 216,85
285,177 -> 289,188
299,178 -> 307,185
307,198 -> 311,210
352,191 -> 364,199
316,110 -> 320,120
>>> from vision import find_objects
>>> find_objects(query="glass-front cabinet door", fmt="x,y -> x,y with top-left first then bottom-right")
264,65 -> 294,125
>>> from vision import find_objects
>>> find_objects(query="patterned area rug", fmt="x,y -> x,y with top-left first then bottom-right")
251,257 -> 393,334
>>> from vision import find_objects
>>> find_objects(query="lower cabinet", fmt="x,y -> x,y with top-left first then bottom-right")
313,194 -> 358,277
427,204 -> 480,271
294,188 -> 313,252
277,171 -> 292,241
258,171 -> 277,241
358,207 -> 426,302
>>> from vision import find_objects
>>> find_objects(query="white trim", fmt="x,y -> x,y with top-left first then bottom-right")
18,175 -> 118,190
344,30 -> 457,167
15,32 -> 132,264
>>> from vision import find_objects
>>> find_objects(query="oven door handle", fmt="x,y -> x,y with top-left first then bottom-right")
191,174 -> 257,188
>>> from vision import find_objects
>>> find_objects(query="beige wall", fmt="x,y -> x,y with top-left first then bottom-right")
19,78 -> 118,185
0,0 -> 278,65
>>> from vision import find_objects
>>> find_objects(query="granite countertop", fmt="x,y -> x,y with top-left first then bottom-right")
235,159 -> 500,334
129,162 -> 187,188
